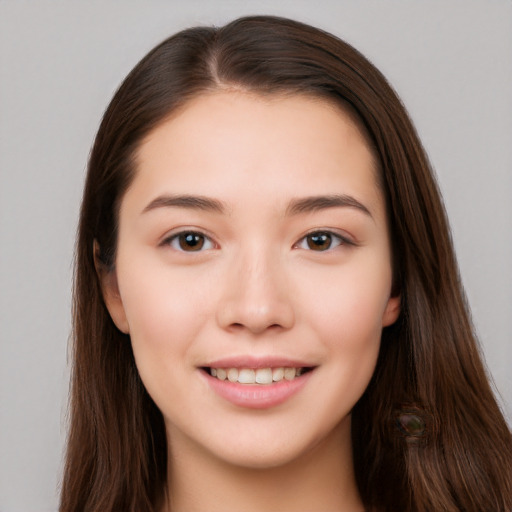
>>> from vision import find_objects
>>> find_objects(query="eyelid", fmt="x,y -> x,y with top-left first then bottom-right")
294,229 -> 355,250
159,227 -> 218,251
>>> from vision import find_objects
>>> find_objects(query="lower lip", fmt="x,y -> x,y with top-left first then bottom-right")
202,370 -> 313,409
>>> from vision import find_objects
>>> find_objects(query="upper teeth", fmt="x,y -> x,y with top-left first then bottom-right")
210,367 -> 303,385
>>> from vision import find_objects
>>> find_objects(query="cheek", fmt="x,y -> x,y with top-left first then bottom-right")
301,257 -> 392,381
116,257 -> 214,377
305,258 -> 392,338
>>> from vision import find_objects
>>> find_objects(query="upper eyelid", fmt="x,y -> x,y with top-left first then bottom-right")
161,230 -> 218,253
160,227 -> 216,245
158,227 -> 355,248
296,228 -> 355,245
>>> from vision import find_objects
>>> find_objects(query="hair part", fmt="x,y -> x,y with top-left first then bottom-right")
61,15 -> 512,512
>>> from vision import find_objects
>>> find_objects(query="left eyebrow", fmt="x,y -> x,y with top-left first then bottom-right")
141,194 -> 227,215
285,194 -> 373,218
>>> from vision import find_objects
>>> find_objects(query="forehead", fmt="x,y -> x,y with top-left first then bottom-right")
139,90 -> 375,161
127,91 -> 383,217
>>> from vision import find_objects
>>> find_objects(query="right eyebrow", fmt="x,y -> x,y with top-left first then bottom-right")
141,194 -> 227,215
285,194 -> 373,219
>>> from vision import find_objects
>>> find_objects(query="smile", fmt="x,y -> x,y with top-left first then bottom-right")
201,364 -> 315,409
207,367 -> 311,385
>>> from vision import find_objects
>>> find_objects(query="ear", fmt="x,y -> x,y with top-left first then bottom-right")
93,241 -> 130,334
382,294 -> 401,327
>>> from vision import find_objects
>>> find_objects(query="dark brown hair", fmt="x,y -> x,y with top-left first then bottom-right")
60,15 -> 512,512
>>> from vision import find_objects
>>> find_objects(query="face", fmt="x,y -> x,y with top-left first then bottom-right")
102,91 -> 400,469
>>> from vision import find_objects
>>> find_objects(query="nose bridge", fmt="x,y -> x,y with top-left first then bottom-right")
216,241 -> 295,334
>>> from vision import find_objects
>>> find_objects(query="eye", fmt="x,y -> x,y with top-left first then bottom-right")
164,231 -> 215,252
295,231 -> 348,251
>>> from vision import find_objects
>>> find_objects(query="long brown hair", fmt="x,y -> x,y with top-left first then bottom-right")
60,15 -> 512,512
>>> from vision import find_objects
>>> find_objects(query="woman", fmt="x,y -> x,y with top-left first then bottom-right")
60,15 -> 512,512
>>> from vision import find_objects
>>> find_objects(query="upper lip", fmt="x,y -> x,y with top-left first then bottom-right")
203,356 -> 315,369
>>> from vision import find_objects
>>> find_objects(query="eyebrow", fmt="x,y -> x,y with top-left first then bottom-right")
142,194 -> 227,214
141,193 -> 372,219
285,194 -> 372,218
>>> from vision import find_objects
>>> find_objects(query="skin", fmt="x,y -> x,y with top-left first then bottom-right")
101,91 -> 400,512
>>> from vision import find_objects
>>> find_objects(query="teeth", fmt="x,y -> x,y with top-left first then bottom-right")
227,368 -> 238,382
238,369 -> 255,384
272,367 -> 284,382
255,368 -> 273,384
284,367 -> 297,380
209,366 -> 305,384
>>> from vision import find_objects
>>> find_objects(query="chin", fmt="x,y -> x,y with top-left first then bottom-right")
200,415 -> 350,471
218,444 -> 306,470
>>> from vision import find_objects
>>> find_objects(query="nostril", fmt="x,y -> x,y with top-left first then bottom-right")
228,322 -> 286,334
217,293 -> 295,333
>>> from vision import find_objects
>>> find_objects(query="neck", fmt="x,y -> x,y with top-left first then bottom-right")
163,419 -> 365,512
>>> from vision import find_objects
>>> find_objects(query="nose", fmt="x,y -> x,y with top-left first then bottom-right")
216,249 -> 295,335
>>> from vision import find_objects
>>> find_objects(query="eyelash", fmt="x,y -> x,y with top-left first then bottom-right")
294,230 -> 353,252
161,229 -> 353,253
161,230 -> 216,252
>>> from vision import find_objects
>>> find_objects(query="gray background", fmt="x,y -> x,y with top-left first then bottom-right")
1,1 -> 510,510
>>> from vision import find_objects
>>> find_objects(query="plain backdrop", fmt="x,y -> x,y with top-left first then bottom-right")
0,1 -> 511,510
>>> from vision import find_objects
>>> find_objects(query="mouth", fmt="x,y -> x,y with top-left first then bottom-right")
200,359 -> 316,409
201,366 -> 315,385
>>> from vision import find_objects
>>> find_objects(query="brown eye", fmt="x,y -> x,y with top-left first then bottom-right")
165,231 -> 214,252
295,231 -> 348,252
178,232 -> 205,251
306,232 -> 334,251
